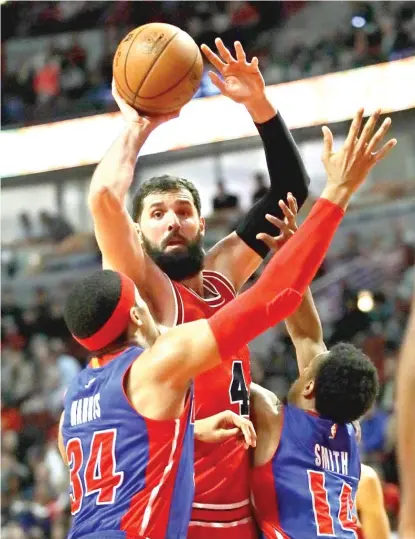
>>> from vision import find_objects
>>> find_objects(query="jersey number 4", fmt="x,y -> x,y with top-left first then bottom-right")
229,361 -> 249,416
308,470 -> 357,536
66,429 -> 123,515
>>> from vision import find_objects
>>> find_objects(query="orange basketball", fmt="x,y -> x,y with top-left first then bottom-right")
113,23 -> 204,115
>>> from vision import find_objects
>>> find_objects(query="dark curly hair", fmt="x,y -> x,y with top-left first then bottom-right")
132,174 -> 201,222
314,343 -> 379,423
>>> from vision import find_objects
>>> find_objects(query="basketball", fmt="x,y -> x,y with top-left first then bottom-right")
113,23 -> 204,115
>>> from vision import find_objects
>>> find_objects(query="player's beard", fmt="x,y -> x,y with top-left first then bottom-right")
141,231 -> 205,282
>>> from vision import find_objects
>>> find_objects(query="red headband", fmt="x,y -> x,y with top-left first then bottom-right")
74,273 -> 136,351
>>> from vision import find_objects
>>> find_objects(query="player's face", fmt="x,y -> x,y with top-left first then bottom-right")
287,353 -> 328,407
139,189 -> 206,281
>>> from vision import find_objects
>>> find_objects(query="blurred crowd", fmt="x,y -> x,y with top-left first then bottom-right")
1,291 -> 81,539
2,1 -> 415,126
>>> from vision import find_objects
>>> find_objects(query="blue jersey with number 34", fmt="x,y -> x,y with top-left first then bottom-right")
61,346 -> 195,539
251,405 -> 361,539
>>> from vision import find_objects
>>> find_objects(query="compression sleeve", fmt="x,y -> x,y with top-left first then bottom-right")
236,113 -> 310,258
209,198 -> 344,358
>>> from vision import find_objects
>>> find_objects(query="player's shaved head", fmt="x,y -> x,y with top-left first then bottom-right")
64,270 -> 128,342
64,270 -> 159,353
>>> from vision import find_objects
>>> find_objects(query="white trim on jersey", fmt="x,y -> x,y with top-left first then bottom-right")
181,279 -> 224,305
203,270 -> 237,298
139,419 -> 181,536
189,516 -> 253,528
165,275 -> 179,327
192,498 -> 250,510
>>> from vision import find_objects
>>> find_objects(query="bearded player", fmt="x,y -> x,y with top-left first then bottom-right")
89,39 -> 310,538
249,111 -> 396,539
58,141 -> 360,539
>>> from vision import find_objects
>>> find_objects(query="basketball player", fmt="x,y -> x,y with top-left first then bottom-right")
355,464 -> 390,539
397,287 -> 415,539
89,38 -> 310,537
249,112 -> 397,539
59,145 -> 363,539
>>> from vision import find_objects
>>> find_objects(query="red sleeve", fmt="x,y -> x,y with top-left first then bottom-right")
209,198 -> 344,358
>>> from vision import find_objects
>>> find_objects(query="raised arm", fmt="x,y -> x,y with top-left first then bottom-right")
201,39 -> 309,291
88,82 -> 177,303
254,109 -> 397,373
261,194 -> 327,372
285,288 -> 326,373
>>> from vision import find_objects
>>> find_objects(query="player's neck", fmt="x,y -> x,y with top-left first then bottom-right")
180,271 -> 205,297
91,339 -> 141,367
297,396 -> 318,416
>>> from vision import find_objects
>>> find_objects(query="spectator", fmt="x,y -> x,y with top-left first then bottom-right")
212,179 -> 239,211
32,44 -> 61,108
39,211 -> 74,243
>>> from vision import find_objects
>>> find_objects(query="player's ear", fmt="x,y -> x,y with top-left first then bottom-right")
130,306 -> 142,328
303,380 -> 315,399
199,217 -> 206,237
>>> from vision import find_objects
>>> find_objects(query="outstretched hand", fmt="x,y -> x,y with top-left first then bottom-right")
322,108 -> 397,194
112,79 -> 180,133
201,38 -> 265,106
257,193 -> 298,252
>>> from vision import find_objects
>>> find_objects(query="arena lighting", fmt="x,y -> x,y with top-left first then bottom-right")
351,16 -> 366,28
1,56 -> 415,178
357,290 -> 375,313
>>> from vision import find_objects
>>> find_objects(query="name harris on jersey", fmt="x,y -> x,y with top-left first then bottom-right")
70,394 -> 101,426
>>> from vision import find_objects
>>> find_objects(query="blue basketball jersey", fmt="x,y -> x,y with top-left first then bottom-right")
61,346 -> 195,539
252,405 -> 361,539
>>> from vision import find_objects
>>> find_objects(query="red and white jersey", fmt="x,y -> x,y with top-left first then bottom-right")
170,270 -> 257,539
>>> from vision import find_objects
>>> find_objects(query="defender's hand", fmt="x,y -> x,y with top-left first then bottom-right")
112,79 -> 179,132
201,39 -> 265,106
322,108 -> 397,195
257,193 -> 298,251
195,411 -> 257,449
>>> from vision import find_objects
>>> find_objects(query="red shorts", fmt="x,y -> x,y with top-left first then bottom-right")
187,516 -> 259,539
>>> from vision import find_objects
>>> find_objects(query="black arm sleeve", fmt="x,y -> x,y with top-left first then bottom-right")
236,112 -> 310,258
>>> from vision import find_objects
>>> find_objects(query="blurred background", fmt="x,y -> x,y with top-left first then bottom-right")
1,1 -> 415,538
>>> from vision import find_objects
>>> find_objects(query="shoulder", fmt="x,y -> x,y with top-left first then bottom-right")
253,402 -> 284,467
251,383 -> 280,416
357,465 -> 383,506
360,464 -> 382,487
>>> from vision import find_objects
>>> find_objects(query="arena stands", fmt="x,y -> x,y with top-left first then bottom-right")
2,1 -> 414,126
